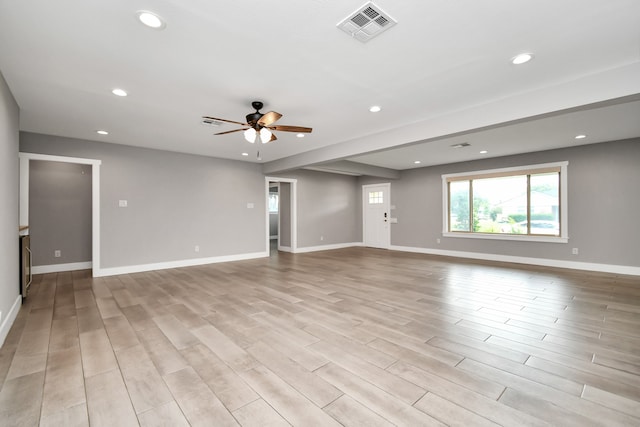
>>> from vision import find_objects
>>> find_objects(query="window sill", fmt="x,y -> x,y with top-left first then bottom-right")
442,232 -> 568,244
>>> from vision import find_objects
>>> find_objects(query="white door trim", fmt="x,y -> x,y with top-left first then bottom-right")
19,152 -> 102,276
362,182 -> 391,249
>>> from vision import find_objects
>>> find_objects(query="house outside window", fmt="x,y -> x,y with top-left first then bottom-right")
269,192 -> 279,213
442,162 -> 568,243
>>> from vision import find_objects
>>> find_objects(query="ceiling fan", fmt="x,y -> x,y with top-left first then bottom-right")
203,101 -> 312,144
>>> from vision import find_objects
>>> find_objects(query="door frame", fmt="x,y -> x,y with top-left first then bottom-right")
265,176 -> 297,253
19,152 -> 102,276
362,182 -> 391,249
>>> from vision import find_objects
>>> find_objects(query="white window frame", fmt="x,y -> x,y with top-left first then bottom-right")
441,161 -> 569,243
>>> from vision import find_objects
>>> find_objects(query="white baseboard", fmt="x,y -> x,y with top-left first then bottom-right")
294,242 -> 363,254
0,295 -> 22,348
94,251 -> 268,277
88,244 -> 639,279
32,261 -> 93,275
390,245 -> 640,276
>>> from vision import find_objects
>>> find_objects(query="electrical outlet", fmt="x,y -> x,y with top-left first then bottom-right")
572,248 -> 579,255
437,238 -> 441,244
195,245 -> 200,253
320,236 -> 324,241
54,250 -> 61,257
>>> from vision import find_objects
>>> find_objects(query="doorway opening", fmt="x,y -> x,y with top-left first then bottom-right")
265,177 -> 297,255
19,153 -> 102,276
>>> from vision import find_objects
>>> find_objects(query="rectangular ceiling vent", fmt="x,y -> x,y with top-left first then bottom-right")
201,118 -> 223,127
337,2 -> 397,43
451,142 -> 471,149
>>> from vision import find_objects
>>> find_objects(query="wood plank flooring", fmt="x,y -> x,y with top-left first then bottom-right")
1,247 -> 640,426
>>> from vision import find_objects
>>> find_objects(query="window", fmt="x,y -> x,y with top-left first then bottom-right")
369,191 -> 384,204
442,162 -> 568,242
269,192 -> 279,213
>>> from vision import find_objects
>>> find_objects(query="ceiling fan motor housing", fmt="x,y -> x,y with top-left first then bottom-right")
246,101 -> 264,128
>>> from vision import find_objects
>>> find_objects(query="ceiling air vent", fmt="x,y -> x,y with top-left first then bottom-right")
451,142 -> 471,149
201,118 -> 223,127
337,2 -> 397,43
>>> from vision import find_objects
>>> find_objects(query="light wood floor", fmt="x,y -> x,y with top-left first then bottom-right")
1,247 -> 640,426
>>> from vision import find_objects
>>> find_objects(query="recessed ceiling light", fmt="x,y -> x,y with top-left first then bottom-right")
296,133 -> 305,138
112,88 -> 128,97
96,130 -> 109,135
136,11 -> 165,29
369,105 -> 381,113
511,53 -> 534,65
574,134 -> 587,139
414,160 -> 421,164
241,152 -> 249,156
479,150 -> 488,154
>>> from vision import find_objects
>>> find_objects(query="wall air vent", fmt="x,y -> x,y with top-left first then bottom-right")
337,2 -> 397,43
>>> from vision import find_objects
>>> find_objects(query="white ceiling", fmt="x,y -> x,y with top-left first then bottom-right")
1,0 -> 639,174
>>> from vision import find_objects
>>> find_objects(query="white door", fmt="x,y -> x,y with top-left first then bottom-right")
363,183 -> 390,249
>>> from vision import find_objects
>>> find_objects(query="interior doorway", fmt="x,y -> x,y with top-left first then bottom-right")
19,152 -> 102,276
268,183 -> 280,253
265,177 -> 297,254
29,160 -> 92,273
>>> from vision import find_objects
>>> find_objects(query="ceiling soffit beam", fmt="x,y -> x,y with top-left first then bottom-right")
263,62 -> 640,174
303,160 -> 400,179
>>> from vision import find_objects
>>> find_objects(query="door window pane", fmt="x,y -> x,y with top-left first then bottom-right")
369,191 -> 383,204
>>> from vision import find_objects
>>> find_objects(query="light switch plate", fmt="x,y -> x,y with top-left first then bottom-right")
119,200 -> 128,207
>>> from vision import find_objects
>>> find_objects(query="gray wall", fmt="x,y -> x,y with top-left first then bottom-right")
279,183 -> 291,248
275,170 -> 360,248
0,71 -> 19,337
366,139 -> 640,268
20,132 -> 266,269
29,160 -> 92,266
269,213 -> 278,238
16,131 -> 640,276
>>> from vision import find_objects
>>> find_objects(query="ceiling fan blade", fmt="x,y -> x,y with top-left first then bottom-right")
214,128 -> 248,135
268,125 -> 312,133
257,111 -> 282,127
202,116 -> 248,126
267,133 -> 277,143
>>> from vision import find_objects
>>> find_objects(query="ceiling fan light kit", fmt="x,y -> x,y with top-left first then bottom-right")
244,128 -> 256,143
204,100 -> 312,145
243,127 -> 274,144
